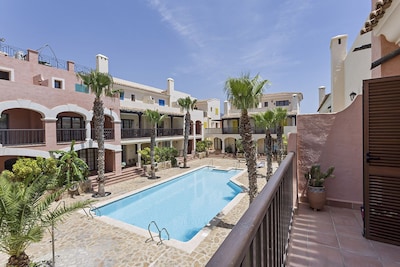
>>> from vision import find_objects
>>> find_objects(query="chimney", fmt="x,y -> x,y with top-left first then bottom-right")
224,100 -> 230,115
96,54 -> 109,73
319,86 -> 326,105
167,78 -> 174,95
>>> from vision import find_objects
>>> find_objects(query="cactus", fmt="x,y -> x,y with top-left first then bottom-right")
305,165 -> 335,187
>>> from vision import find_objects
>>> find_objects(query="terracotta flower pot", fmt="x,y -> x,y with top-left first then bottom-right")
307,185 -> 326,210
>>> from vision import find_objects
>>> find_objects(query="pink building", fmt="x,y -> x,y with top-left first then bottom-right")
0,48 -> 122,174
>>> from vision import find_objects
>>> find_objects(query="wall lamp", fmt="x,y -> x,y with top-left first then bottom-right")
350,92 -> 357,101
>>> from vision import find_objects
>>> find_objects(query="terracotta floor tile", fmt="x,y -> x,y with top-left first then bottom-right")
371,241 -> 400,263
338,234 -> 378,257
307,243 -> 343,267
342,250 -> 383,267
287,204 -> 400,267
308,232 -> 339,248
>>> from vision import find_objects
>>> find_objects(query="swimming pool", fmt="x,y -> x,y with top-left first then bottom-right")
93,166 -> 244,244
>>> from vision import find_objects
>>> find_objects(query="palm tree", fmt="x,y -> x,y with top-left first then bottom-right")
51,140 -> 89,197
224,73 -> 269,203
177,96 -> 197,168
0,158 -> 91,267
78,70 -> 117,197
274,107 -> 288,165
253,110 -> 275,179
144,109 -> 165,179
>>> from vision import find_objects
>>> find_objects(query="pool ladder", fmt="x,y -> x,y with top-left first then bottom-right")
146,221 -> 170,245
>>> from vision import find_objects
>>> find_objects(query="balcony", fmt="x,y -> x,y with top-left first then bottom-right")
121,128 -> 183,139
0,129 -> 45,146
91,128 -> 115,140
57,129 -> 85,142
286,203 -> 400,266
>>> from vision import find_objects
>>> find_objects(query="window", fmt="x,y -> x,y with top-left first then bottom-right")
264,102 -> 268,107
0,66 -> 14,81
0,113 -> 8,129
210,107 -> 213,112
215,108 -> 219,115
52,77 -> 65,89
57,116 -> 84,129
131,94 -> 135,101
120,91 -> 124,100
75,84 -> 88,93
159,99 -> 165,106
54,80 -> 62,89
276,100 -> 290,106
122,119 -> 134,128
0,70 -> 10,80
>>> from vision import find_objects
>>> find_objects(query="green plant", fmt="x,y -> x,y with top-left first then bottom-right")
196,141 -> 206,152
236,139 -> 244,153
305,165 -> 335,187
138,147 -> 151,164
0,157 -> 92,267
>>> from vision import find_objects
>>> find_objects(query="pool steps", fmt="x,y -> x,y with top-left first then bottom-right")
146,220 -> 170,245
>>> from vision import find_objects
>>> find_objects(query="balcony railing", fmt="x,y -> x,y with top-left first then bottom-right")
205,128 -> 223,134
121,128 -> 183,139
207,152 -> 296,267
157,128 -> 183,137
91,128 -> 115,140
0,129 -> 45,146
221,127 -> 276,135
222,127 -> 240,134
57,129 -> 86,142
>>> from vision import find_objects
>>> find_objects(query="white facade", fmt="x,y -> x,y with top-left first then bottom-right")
328,32 -> 372,112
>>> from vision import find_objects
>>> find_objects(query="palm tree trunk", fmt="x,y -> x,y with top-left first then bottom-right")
277,126 -> 283,165
183,111 -> 190,168
7,252 -> 30,267
150,127 -> 156,179
94,98 -> 106,196
240,110 -> 257,203
265,130 -> 273,179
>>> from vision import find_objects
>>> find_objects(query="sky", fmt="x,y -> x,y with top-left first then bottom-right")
1,0 -> 372,114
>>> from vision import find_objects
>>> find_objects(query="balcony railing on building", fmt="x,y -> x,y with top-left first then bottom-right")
0,129 -> 45,146
121,128 -> 183,139
57,129 -> 86,142
221,127 -> 276,135
0,42 -> 91,73
91,128 -> 114,140
207,152 -> 296,267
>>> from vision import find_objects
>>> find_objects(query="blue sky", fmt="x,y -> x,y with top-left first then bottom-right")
1,0 -> 371,114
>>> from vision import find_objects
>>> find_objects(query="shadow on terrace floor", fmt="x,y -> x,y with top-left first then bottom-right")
287,203 -> 400,267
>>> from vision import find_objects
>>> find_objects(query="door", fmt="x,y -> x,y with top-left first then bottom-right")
363,76 -> 400,246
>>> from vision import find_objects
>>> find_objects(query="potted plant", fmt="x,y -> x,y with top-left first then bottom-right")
305,164 -> 335,210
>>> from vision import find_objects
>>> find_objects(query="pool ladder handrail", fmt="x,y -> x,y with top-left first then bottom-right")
147,220 -> 170,245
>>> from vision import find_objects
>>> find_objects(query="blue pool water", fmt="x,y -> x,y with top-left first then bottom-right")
93,167 -> 243,242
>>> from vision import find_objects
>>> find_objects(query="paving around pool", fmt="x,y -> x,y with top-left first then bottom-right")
0,158 -> 271,267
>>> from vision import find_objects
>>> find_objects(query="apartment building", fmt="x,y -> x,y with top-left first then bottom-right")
0,43 -> 214,173
205,92 -> 303,155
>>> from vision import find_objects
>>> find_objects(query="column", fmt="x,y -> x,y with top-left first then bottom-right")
137,143 -> 142,168
85,120 -> 91,141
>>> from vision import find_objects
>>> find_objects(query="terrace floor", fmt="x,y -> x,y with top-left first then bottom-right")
287,202 -> 400,267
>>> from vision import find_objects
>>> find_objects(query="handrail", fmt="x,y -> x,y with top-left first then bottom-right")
206,152 -> 295,266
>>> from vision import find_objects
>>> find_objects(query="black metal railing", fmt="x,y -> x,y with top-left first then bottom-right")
222,127 -> 240,134
121,128 -> 183,139
157,128 -> 183,137
222,127 -> 277,135
57,129 -> 86,142
0,129 -> 45,146
91,128 -> 114,140
207,152 -> 296,267
0,42 -> 92,72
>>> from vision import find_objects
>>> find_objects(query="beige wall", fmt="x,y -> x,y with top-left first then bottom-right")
295,96 -> 363,207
